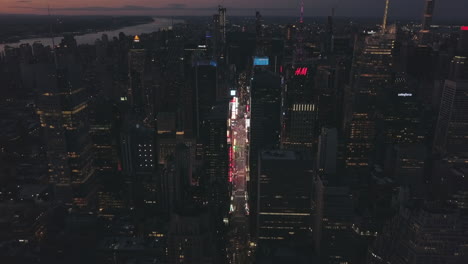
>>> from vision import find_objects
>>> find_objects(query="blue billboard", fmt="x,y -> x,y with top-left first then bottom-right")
253,57 -> 269,66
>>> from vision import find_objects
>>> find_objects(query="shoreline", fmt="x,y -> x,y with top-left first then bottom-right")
0,16 -> 154,45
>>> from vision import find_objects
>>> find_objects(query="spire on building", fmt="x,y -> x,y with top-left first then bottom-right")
300,0 -> 304,24
419,0 -> 436,45
382,0 -> 390,33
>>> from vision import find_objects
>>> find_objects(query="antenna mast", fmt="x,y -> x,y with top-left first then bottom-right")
47,5 -> 58,67
300,0 -> 304,24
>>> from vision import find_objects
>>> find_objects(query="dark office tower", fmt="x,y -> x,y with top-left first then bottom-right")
315,66 -> 337,129
458,27 -> 468,55
419,0 -> 436,45
193,62 -> 218,137
128,35 -> 147,112
325,8 -> 335,54
293,5 -> 305,65
346,28 -> 396,169
314,176 -> 355,264
381,74 -> 425,144
257,151 -> 313,246
120,119 -> 157,209
218,6 -> 227,45
256,11 -> 264,42
160,143 -> 194,215
121,122 -> 155,177
283,103 -> 316,151
368,205 -> 467,264
448,56 -> 468,80
200,102 -> 228,262
434,58 -> 468,155
380,74 -> 428,189
173,144 -> 193,204
36,63 -> 94,206
168,209 -> 216,264
282,66 -> 317,152
212,14 -> 221,56
201,102 -> 229,212
250,70 -> 281,183
317,127 -> 338,175
89,98 -> 118,173
212,6 -> 226,59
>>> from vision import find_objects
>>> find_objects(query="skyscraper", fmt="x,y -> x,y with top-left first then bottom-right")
128,35 -> 149,115
368,205 -> 467,264
419,0 -> 436,45
218,6 -> 227,45
433,66 -> 468,155
314,175 -> 355,264
36,63 -> 94,205
249,69 -> 281,204
168,209 -> 217,264
193,62 -> 218,137
317,127 -> 338,175
201,102 -> 229,213
257,150 -> 313,246
346,27 -> 396,169
281,66 -> 317,152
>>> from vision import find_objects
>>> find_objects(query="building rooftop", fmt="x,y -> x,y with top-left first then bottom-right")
261,150 -> 298,160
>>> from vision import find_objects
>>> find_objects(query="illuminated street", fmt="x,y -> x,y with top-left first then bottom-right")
227,72 -> 252,264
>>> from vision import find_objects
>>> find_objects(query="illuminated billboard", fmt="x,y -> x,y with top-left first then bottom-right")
398,93 -> 413,97
462,26 -> 468,31
295,67 -> 308,76
253,57 -> 269,66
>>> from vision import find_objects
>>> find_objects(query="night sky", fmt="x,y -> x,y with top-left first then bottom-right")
2,0 -> 468,19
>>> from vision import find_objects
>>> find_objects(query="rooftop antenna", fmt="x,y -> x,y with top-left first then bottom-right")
300,0 -> 304,24
382,0 -> 390,33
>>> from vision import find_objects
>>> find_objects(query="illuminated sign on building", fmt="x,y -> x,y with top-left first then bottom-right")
196,60 -> 218,67
230,97 -> 238,120
461,26 -> 468,31
254,57 -> 269,66
398,93 -> 413,97
230,90 -> 237,96
295,67 -> 308,76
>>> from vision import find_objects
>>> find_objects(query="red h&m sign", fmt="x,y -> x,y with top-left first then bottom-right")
295,67 -> 308,76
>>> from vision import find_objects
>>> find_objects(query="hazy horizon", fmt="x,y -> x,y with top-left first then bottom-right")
2,0 -> 468,20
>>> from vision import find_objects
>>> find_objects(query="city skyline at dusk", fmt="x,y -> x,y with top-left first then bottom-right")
1,0 -> 468,263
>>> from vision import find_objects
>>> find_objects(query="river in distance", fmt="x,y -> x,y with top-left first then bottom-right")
0,17 -> 183,52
